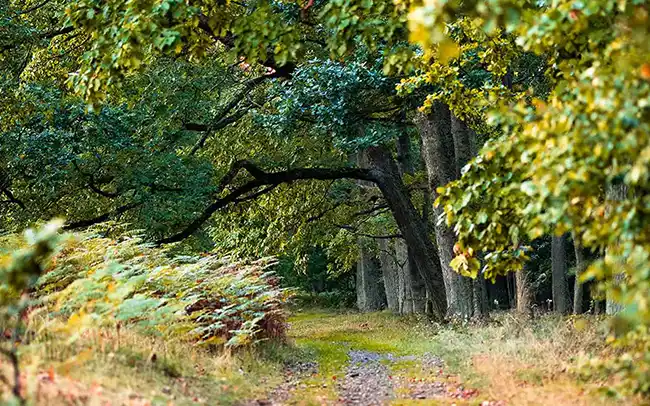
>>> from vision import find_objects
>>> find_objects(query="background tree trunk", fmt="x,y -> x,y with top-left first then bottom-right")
395,239 -> 420,313
356,245 -> 386,311
552,234 -> 570,314
472,278 -> 488,319
572,233 -> 587,314
395,133 -> 428,314
378,238 -> 400,313
516,265 -> 533,318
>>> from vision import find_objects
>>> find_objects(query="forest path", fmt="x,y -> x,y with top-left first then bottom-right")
249,310 -> 489,406
247,310 -> 633,406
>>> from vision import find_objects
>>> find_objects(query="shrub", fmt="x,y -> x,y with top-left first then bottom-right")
292,289 -> 356,309
0,221 -> 63,404
38,232 -> 295,348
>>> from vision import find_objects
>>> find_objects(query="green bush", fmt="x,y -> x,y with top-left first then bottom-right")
292,289 -> 356,309
37,232 -> 295,347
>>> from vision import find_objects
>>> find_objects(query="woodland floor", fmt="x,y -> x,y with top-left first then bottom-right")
3,309 -> 644,405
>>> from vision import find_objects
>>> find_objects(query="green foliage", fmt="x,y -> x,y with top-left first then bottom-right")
6,0 -> 650,397
37,231 -> 294,348
0,220 -> 64,404
0,221 -> 63,305
262,57 -> 404,151
411,0 -> 650,397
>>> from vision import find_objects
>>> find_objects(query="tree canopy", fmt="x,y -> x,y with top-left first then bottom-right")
2,0 -> 650,397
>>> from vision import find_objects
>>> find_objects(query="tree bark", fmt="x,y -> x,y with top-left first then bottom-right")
572,233 -> 587,314
366,145 -> 447,319
472,276 -> 490,320
394,239 -> 425,314
516,265 -> 533,318
378,238 -> 400,313
451,115 -> 488,319
506,273 -> 514,309
395,132 -> 430,315
356,245 -> 386,311
416,104 -> 474,319
552,234 -> 570,314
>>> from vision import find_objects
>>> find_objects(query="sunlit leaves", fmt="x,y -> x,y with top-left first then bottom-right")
412,0 -> 650,396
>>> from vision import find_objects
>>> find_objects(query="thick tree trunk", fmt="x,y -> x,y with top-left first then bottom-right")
466,124 -> 490,319
572,234 -> 587,314
378,238 -> 400,313
394,240 -> 411,313
552,234 -> 570,314
594,299 -> 603,315
416,105 -> 474,319
356,245 -> 386,311
394,133 -> 427,314
366,145 -> 447,319
451,116 -> 489,319
472,279 -> 485,318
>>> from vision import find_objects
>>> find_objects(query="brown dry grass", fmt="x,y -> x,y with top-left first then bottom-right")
1,324 -> 290,405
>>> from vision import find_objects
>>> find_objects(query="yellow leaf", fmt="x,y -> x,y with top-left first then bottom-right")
438,40 -> 460,64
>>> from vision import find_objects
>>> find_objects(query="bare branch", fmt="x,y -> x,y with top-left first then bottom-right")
1,26 -> 75,52
0,187 -> 25,210
233,184 -> 278,203
187,110 -> 247,155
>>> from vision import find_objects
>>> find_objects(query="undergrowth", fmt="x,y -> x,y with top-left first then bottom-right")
0,224 -> 295,404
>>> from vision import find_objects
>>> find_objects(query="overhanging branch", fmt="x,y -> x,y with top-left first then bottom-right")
157,162 -> 375,244
0,187 -> 25,210
63,202 -> 142,230
185,75 -> 270,155
1,26 -> 75,52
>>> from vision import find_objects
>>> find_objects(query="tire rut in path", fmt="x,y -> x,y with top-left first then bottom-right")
338,350 -> 393,405
338,350 -> 446,405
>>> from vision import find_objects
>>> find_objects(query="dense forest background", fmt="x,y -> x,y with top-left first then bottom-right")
1,0 -> 650,404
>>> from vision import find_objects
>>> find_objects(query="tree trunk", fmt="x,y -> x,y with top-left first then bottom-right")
452,102 -> 489,320
572,233 -> 587,314
366,145 -> 447,320
416,105 -> 473,319
356,245 -> 386,311
605,183 -> 627,315
552,234 -> 570,314
594,299 -> 603,315
394,133 -> 428,314
516,265 -> 533,318
378,238 -> 400,313
505,273 -> 513,309
394,240 -> 427,314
